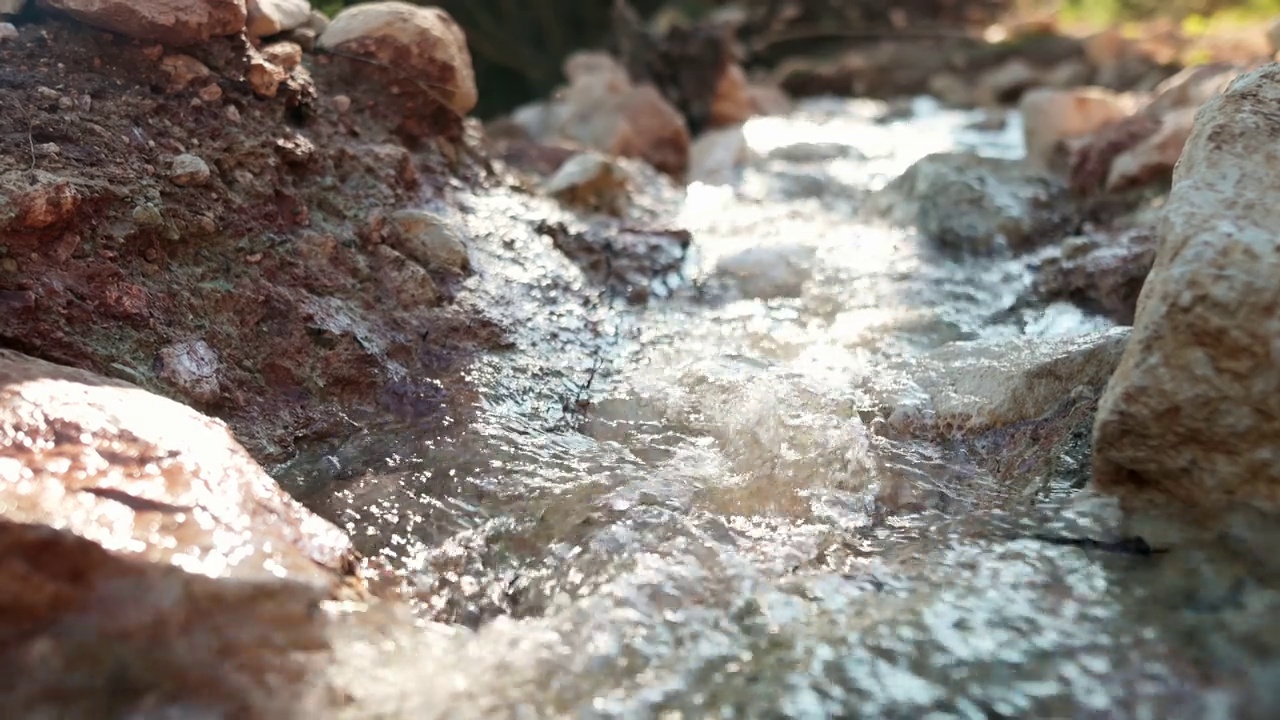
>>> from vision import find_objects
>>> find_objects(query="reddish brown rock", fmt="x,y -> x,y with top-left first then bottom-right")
37,0 -> 247,45
0,349 -> 355,716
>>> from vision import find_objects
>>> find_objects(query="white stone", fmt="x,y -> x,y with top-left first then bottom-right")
246,0 -> 310,38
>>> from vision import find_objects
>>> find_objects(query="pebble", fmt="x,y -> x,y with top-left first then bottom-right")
198,83 -> 223,102
261,41 -> 303,71
0,23 -> 17,42
157,339 -> 222,403
169,154 -> 211,187
224,105 -> 241,123
161,54 -> 212,90
247,57 -> 287,98
35,86 -> 60,103
332,95 -> 352,113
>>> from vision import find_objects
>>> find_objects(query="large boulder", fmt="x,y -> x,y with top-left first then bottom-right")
37,0 -> 247,45
862,152 -> 1077,255
0,349 -> 356,715
319,1 -> 477,118
1093,64 -> 1280,534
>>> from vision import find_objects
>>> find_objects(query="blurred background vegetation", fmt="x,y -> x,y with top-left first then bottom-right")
313,0 -> 1280,117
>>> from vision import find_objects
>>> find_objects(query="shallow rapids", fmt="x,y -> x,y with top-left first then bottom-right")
306,98 -> 1280,719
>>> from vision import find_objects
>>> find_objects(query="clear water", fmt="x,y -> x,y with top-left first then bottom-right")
300,98 -> 1280,719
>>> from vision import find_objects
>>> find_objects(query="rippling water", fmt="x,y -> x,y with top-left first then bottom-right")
301,98 -> 1280,719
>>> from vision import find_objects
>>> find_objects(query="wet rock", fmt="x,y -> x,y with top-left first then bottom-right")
538,220 -> 690,302
7,173 -> 81,229
319,1 -> 477,117
709,63 -> 754,128
160,53 -> 212,92
1093,64 -> 1280,533
0,349 -> 353,717
169,153 -> 211,187
879,327 -> 1129,437
1019,87 -> 1131,170
863,152 -> 1077,255
0,21 -> 16,41
765,142 -> 862,164
541,152 -> 630,216
688,125 -> 750,186
156,339 -> 221,402
37,0 -> 247,45
713,243 -> 816,300
246,0 -> 310,38
1032,227 -> 1157,325
386,209 -> 470,274
260,40 -> 303,71
1105,106 -> 1196,192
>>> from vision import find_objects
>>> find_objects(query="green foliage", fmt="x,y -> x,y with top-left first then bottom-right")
1059,0 -> 1280,23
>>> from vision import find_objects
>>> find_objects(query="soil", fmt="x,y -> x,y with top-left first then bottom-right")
0,19 -> 506,470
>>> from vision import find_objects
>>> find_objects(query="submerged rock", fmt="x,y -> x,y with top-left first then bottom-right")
0,349 -> 354,717
863,152 -> 1077,255
37,0 -> 247,45
1093,64 -> 1280,536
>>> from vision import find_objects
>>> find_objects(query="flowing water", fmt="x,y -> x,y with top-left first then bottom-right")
302,98 -> 1280,719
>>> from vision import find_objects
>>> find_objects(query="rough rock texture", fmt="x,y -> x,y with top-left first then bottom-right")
0,21 -> 502,472
1019,87 -> 1131,170
0,349 -> 356,718
1032,227 -> 1157,325
318,0 -> 476,138
246,0 -> 310,39
37,0 -> 247,45
863,152 -> 1077,255
1093,64 -> 1280,527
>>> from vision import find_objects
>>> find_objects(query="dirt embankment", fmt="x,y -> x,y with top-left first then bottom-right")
0,19 -> 506,468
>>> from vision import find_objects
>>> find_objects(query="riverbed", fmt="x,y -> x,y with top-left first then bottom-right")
306,97 -> 1280,719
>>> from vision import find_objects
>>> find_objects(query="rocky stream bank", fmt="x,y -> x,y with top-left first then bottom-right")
6,0 -> 1280,718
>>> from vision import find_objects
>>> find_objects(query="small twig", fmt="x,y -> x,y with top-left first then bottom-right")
14,98 -> 35,172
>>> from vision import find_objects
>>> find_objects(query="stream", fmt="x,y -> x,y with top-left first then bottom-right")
302,98 -> 1280,719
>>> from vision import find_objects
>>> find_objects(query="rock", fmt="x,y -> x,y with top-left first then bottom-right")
0,350 -> 353,716
1032,227 -> 1157,325
863,152 -> 1077,255
319,1 -> 477,117
157,339 -> 222,402
386,209 -> 470,274
8,173 -> 80,229
1068,112 -> 1161,195
1268,17 -> 1280,55
1144,63 -> 1241,116
160,53 -> 211,91
260,40 -> 303,71
709,63 -> 754,128
246,0 -> 310,38
541,152 -> 630,216
1093,64 -> 1280,532
0,22 -> 15,41
1083,28 -> 1129,71
557,82 -> 691,178
927,72 -> 972,107
1019,87 -> 1131,170
765,141 -> 862,164
876,328 -> 1129,436
370,244 -> 440,307
198,82 -> 223,102
688,125 -> 750,185
0,0 -> 23,15
246,53 -> 287,98
713,243 -> 816,299
747,83 -> 791,116
37,0 -> 247,45
1042,58 -> 1092,88
974,58 -> 1041,106
169,153 -> 211,187
1105,106 -> 1196,191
